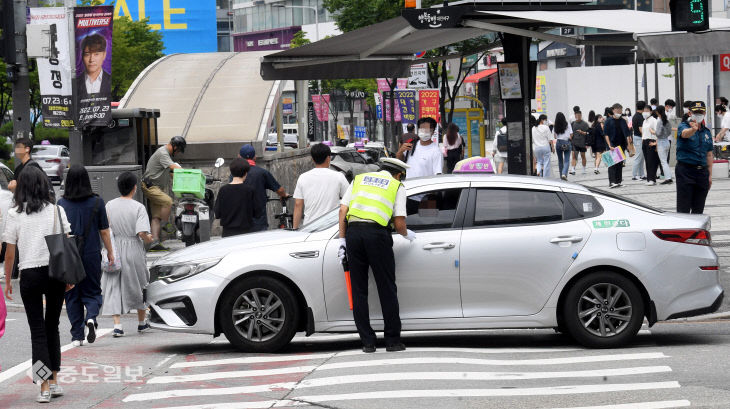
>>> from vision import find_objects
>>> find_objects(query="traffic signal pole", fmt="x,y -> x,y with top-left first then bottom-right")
65,0 -> 82,166
11,0 -> 31,141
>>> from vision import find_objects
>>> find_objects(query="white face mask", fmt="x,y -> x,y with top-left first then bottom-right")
651,105 -> 657,110
418,130 -> 432,141
692,114 -> 705,123
666,109 -> 675,118
613,113 -> 622,119
642,112 -> 650,119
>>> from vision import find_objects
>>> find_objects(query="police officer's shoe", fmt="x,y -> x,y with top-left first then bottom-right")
386,343 -> 406,352
362,345 -> 376,353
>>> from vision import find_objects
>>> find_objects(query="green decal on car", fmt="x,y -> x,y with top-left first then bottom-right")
593,219 -> 630,229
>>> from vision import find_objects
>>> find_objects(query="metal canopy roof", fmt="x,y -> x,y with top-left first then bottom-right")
260,6 -> 730,80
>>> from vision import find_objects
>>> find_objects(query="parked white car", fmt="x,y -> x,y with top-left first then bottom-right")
31,144 -> 70,183
146,174 -> 723,352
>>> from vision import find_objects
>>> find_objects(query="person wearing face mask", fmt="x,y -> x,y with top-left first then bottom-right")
396,116 -> 443,179
631,101 -> 647,181
641,106 -> 660,186
650,98 -> 659,111
604,103 -> 631,188
675,101 -> 714,214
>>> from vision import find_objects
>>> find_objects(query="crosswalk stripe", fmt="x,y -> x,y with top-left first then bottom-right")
147,366 -> 317,384
170,353 -> 334,369
143,382 -> 681,407
546,400 -> 691,409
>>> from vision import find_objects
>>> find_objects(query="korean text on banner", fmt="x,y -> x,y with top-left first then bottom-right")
373,93 -> 383,120
377,78 -> 408,121
30,8 -> 74,128
354,126 -> 366,139
311,94 -> 330,122
419,89 -> 440,123
535,75 -> 547,113
601,147 -> 626,167
394,90 -> 417,124
74,6 -> 114,128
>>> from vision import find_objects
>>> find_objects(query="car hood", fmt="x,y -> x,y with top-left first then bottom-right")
152,230 -> 309,265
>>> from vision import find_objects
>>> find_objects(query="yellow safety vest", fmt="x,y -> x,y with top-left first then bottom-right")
347,172 -> 401,227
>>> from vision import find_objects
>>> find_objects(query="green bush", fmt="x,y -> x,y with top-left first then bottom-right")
34,125 -> 69,146
0,122 -> 12,137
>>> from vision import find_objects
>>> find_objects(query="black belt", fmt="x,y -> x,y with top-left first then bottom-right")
677,161 -> 707,170
349,221 -> 386,228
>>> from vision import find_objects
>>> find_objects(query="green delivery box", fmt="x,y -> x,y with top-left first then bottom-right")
172,169 -> 206,198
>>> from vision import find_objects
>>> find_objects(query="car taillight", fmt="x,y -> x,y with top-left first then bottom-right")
46,159 -> 62,163
184,204 -> 195,211
700,266 -> 719,271
652,229 -> 712,246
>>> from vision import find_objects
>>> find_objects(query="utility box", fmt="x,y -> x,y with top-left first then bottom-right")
61,165 -> 143,204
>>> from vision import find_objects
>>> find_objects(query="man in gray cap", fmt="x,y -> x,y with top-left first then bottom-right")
338,158 -> 416,353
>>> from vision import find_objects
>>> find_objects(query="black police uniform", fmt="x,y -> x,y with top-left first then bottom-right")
676,114 -> 714,214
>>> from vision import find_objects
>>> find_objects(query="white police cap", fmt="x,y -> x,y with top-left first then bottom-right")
379,157 -> 410,173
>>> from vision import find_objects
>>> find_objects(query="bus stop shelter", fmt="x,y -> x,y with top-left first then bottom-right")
261,2 -> 730,174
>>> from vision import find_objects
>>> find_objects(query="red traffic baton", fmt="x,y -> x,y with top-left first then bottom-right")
342,258 -> 353,310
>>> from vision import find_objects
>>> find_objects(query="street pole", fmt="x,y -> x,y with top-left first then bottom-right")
228,0 -> 234,52
65,0 -> 82,166
11,0 -> 31,142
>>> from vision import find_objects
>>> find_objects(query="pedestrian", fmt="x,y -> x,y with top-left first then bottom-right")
443,123 -> 465,174
492,119 -> 508,174
714,104 -> 730,142
553,112 -> 573,180
655,106 -> 674,184
591,114 -> 607,173
2,166 -> 71,403
720,96 -> 729,112
58,165 -> 115,346
569,105 -> 580,123
396,116 -> 443,178
141,136 -> 186,251
676,101 -> 714,214
101,172 -> 154,337
215,158 -> 257,237
570,111 -> 590,175
605,103 -> 631,188
641,106 -> 660,186
293,143 -> 348,229
400,123 -> 417,146
650,98 -> 659,111
7,138 -> 44,193
239,145 -> 288,231
631,101 -> 647,181
665,99 -> 678,121
681,100 -> 693,122
338,158 -> 415,353
532,114 -> 554,178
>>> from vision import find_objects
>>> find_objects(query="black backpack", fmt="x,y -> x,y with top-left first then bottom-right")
497,129 -> 508,152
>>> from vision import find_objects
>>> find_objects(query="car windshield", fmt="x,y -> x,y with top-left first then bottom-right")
586,186 -> 664,213
31,146 -> 59,156
299,207 -> 340,233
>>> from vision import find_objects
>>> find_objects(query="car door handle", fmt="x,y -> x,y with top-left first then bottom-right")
550,236 -> 584,244
423,242 -> 456,250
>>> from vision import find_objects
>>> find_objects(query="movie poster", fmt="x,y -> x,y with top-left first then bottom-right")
74,6 -> 113,128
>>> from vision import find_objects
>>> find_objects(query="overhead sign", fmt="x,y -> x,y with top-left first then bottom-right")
560,27 -> 576,36
30,7 -> 74,128
402,6 -> 468,29
720,54 -> 730,71
87,0 -> 217,53
75,5 -> 114,128
354,126 -> 366,139
670,0 -> 709,32
409,63 -> 427,88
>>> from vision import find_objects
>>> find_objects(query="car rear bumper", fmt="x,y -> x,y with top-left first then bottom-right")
666,290 -> 724,320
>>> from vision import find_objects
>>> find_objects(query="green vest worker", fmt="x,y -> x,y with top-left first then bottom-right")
338,158 -> 415,353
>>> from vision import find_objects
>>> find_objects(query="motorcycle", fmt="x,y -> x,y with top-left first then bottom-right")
175,158 -> 224,246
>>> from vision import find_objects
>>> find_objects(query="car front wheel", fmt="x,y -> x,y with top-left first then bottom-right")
219,276 -> 299,352
563,272 -> 644,348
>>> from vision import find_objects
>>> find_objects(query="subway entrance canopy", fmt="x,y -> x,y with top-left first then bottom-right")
260,1 -> 730,81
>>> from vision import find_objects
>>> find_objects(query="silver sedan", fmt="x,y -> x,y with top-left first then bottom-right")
146,174 -> 723,352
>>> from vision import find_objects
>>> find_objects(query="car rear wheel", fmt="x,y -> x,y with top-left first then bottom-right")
219,276 -> 299,353
563,272 -> 644,348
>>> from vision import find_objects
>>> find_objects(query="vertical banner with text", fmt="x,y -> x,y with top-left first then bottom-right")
30,8 -> 74,128
307,102 -> 315,140
311,94 -> 330,122
376,78 -> 408,121
74,6 -> 114,128
535,75 -> 547,113
418,89 -> 440,123
394,90 -> 417,124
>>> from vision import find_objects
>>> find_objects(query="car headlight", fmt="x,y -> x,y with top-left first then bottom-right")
150,259 -> 220,284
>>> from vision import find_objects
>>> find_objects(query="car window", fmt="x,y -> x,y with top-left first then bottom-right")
407,188 -> 463,231
61,149 -> 70,157
564,193 -> 604,219
474,189 -> 564,226
351,153 -> 367,164
586,186 -> 663,213
299,208 -> 339,233
340,152 -> 355,163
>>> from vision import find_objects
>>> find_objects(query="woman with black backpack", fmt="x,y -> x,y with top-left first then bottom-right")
58,165 -> 115,347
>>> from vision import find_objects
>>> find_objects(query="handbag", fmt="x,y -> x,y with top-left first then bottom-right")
626,140 -> 636,157
45,205 -> 86,284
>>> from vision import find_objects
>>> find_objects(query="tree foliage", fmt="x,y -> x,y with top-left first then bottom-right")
110,16 -> 164,101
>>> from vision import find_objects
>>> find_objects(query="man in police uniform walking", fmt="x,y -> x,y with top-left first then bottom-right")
338,158 -> 416,353
676,101 -> 714,214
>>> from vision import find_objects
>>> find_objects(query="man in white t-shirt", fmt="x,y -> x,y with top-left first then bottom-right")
293,143 -> 350,228
714,105 -> 730,142
396,116 -> 443,179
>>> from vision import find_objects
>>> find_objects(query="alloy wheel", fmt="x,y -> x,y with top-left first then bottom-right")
577,282 -> 633,337
232,288 -> 286,342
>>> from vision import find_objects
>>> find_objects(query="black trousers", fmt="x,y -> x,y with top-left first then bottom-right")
676,162 -> 710,214
345,223 -> 400,346
607,143 -> 627,185
65,252 -> 103,341
642,140 -> 660,183
20,266 -> 66,381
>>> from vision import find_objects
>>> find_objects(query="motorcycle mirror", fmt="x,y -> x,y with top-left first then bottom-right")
214,158 -> 224,168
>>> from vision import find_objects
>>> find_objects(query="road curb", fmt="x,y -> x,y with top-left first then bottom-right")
679,311 -> 730,321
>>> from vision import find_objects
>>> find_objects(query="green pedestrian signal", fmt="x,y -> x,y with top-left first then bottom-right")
670,0 -> 710,32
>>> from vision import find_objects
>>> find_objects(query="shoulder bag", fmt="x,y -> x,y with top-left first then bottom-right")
45,205 -> 86,284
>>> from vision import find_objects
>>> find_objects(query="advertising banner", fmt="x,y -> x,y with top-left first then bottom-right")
377,78 -> 408,121
75,6 -> 114,128
535,75 -> 547,113
311,94 -> 330,122
394,90 -> 417,124
408,63 -> 427,88
307,102 -> 315,140
89,0 -> 217,53
354,126 -> 366,139
30,8 -> 74,128
418,89 -> 440,123
373,93 -> 382,120
282,97 -> 293,115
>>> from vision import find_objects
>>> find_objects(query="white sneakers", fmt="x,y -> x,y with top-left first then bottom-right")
646,181 -> 657,186
72,339 -> 84,347
49,384 -> 64,397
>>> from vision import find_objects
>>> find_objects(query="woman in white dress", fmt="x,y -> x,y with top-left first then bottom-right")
101,172 -> 153,337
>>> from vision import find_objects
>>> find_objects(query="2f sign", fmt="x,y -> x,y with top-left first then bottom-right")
721,54 -> 730,72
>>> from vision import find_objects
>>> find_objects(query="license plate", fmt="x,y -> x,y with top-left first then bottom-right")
181,214 -> 196,223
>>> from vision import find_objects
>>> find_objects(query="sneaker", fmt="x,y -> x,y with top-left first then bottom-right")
560,175 -> 568,181
594,169 -> 600,174
72,339 -> 84,347
660,179 -> 674,185
582,167 -> 587,174
36,391 -> 51,403
113,328 -> 125,337
362,344 -> 376,353
640,177 -> 647,181
386,343 -> 407,352
632,177 -> 640,181
148,242 -> 169,252
646,181 -> 656,186
49,384 -> 64,397
569,169 -> 576,175
609,183 -> 619,189
615,183 -> 623,188
137,323 -> 151,333
86,319 -> 96,344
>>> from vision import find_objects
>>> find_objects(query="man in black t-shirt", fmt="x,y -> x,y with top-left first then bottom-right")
215,159 -> 258,237
8,138 -> 44,193
238,145 -> 288,231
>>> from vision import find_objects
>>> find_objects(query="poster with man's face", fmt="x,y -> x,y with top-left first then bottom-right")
74,6 -> 113,128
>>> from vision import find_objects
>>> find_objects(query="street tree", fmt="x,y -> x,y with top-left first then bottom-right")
110,16 -> 164,101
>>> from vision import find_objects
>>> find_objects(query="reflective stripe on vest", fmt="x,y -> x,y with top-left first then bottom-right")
347,172 -> 400,226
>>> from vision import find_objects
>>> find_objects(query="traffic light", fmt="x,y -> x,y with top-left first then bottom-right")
670,0 -> 710,32
1,0 -> 16,63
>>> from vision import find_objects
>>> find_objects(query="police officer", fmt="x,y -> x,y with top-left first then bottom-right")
338,158 -> 416,353
676,101 -> 714,214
